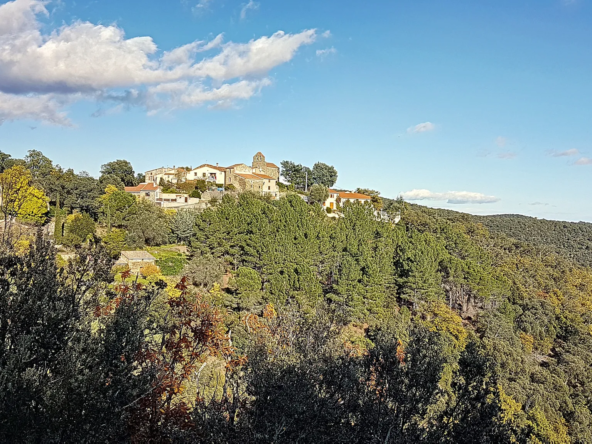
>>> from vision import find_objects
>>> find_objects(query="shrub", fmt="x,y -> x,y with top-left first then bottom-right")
61,232 -> 83,247
65,213 -> 96,244
195,180 -> 207,193
140,264 -> 161,278
190,190 -> 201,198
326,207 -> 333,214
225,184 -> 237,191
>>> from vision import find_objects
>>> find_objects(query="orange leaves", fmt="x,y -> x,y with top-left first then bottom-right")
396,339 -> 406,365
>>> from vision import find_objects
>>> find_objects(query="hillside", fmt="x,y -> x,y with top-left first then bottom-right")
385,199 -> 592,268
2,191 -> 592,442
475,214 -> 592,268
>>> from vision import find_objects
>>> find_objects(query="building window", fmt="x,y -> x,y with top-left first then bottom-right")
268,186 -> 270,190
202,173 -> 206,178
145,192 -> 150,197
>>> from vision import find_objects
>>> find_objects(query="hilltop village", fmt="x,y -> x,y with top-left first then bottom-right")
129,152 -> 376,213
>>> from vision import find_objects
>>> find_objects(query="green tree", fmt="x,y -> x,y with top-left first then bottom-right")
170,209 -> 199,244
99,185 -> 136,231
312,162 -> 338,188
99,173 -> 125,191
356,188 -> 383,211
100,160 -> 137,187
65,213 -> 96,245
125,199 -> 170,248
280,161 -> 312,190
182,254 -> 225,290
309,183 -> 329,206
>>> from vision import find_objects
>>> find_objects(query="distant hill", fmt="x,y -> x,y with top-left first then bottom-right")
384,198 -> 592,268
474,213 -> 592,268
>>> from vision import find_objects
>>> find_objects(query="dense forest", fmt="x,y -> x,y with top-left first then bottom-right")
1,152 -> 592,442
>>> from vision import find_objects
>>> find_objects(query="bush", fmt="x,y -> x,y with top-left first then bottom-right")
140,264 -> 161,278
225,184 -> 237,191
195,180 -> 207,193
190,190 -> 201,198
61,232 -> 83,247
65,213 -> 96,244
326,207 -> 333,214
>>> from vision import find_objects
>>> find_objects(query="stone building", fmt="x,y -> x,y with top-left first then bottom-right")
224,153 -> 280,198
115,251 -> 156,272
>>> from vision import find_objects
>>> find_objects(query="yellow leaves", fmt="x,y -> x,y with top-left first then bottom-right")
519,332 -> 534,353
529,407 -> 570,444
140,264 -> 161,278
498,384 -> 523,425
0,165 -> 48,224
424,302 -> 468,351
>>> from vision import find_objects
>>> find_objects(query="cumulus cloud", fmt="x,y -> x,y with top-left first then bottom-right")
0,0 -> 318,124
407,122 -> 435,134
400,189 -> 500,204
321,30 -> 331,38
316,47 -> 336,58
574,157 -> 592,165
0,91 -> 71,125
240,0 -> 259,20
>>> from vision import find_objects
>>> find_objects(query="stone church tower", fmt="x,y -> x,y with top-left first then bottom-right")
252,152 -> 267,171
251,152 -> 280,179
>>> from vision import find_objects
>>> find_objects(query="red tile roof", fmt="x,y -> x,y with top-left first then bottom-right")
235,173 -> 265,180
338,192 -> 371,200
125,183 -> 160,192
266,162 -> 279,169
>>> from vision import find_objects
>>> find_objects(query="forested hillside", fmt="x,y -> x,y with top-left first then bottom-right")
476,214 -> 592,268
384,199 -> 592,269
2,186 -> 592,441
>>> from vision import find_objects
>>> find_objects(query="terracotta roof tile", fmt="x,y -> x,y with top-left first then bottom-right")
266,162 -> 279,168
125,183 -> 160,192
338,192 -> 371,200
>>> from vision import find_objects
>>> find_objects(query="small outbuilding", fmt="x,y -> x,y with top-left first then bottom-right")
115,251 -> 156,272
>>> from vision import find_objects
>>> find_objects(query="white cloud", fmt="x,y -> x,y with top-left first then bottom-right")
400,189 -> 500,204
0,0 -> 317,124
495,136 -> 507,148
407,122 -> 435,134
0,91 -> 71,126
530,202 -> 549,206
240,0 -> 259,20
321,30 -> 331,38
574,157 -> 592,165
551,148 -> 579,157
316,47 -> 336,58
497,152 -> 516,159
192,0 -> 213,14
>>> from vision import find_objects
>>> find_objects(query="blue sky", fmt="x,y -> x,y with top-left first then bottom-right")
1,0 -> 591,221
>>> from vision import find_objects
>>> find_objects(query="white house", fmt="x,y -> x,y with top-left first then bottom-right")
145,167 -> 188,185
189,164 -> 226,184
323,189 -> 372,210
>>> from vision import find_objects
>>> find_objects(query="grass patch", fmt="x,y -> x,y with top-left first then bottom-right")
146,246 -> 187,276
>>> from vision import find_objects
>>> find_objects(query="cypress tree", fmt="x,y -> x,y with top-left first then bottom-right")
54,193 -> 63,244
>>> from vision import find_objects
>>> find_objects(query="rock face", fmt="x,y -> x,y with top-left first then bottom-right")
443,282 -> 485,320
